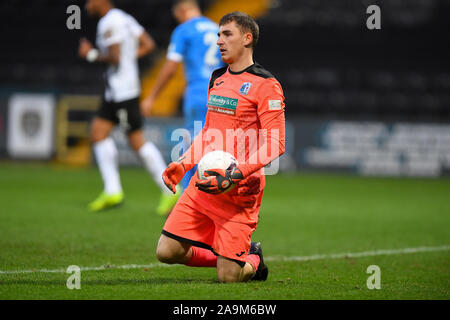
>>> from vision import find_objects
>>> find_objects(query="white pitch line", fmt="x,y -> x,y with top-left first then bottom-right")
0,245 -> 449,275
0,263 -> 176,275
264,245 -> 450,262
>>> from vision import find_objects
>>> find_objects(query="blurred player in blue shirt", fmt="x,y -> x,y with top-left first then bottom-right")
141,0 -> 224,193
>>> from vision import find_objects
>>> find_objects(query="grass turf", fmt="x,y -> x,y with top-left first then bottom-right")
0,163 -> 449,299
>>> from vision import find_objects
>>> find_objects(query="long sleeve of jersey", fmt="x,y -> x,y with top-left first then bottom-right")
238,78 -> 286,178
178,118 -> 209,173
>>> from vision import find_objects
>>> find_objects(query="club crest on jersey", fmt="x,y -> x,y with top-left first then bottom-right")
239,82 -> 252,95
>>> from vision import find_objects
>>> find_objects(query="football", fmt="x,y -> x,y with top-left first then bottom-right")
197,150 -> 238,180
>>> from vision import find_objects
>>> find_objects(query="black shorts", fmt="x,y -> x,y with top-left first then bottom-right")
97,97 -> 142,133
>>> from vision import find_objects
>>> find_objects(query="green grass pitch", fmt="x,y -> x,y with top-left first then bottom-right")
0,163 -> 449,299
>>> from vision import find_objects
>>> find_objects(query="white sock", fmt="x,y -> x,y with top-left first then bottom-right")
138,142 -> 172,194
93,137 -> 122,195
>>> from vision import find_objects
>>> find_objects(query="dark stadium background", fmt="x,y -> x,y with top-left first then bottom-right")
1,0 -> 450,177
1,0 -> 449,118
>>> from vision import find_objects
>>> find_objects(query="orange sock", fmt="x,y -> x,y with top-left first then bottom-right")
246,254 -> 260,272
186,247 -> 217,267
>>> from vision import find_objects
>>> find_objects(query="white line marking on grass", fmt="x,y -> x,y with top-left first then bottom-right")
264,245 -> 450,262
0,263 -> 176,275
0,245 -> 449,275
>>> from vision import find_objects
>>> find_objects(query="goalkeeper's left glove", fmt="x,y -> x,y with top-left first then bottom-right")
195,167 -> 244,194
162,161 -> 186,194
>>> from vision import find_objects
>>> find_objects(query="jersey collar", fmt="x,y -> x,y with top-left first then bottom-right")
228,63 -> 258,75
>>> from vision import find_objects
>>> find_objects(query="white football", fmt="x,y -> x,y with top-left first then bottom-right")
197,150 -> 238,180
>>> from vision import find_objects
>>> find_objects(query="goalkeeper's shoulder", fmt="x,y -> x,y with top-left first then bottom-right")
247,62 -> 276,80
246,63 -> 284,97
208,66 -> 228,90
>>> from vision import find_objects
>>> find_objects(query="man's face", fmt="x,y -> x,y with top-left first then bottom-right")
172,6 -> 184,24
217,21 -> 251,64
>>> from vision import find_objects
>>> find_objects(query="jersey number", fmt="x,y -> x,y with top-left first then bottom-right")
203,32 -> 219,67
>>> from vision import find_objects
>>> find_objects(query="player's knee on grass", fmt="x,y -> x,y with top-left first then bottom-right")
216,256 -> 244,283
156,234 -> 191,264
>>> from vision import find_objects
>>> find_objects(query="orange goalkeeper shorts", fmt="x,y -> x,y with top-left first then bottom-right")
162,192 -> 258,265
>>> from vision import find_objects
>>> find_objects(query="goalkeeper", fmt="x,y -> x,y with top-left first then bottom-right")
156,12 -> 286,283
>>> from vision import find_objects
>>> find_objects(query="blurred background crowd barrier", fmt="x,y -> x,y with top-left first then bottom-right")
0,0 -> 449,176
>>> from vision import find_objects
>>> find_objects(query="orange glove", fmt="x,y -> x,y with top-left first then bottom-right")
162,162 -> 186,194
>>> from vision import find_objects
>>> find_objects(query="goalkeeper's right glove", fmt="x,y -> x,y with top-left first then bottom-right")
162,162 -> 186,194
195,167 -> 244,194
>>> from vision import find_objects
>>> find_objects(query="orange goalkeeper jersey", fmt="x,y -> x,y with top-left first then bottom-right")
180,63 -> 286,224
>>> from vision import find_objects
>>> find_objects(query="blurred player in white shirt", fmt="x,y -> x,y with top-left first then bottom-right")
78,0 -> 180,213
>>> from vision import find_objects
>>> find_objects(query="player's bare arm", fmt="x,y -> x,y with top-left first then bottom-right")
140,59 -> 180,117
137,31 -> 156,58
78,37 -> 120,65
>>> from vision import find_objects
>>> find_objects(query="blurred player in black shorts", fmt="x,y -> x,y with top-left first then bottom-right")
78,0 -> 181,213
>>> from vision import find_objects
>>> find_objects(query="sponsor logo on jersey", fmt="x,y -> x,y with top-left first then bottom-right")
239,82 -> 252,95
268,100 -> 282,110
215,80 -> 224,86
207,94 -> 238,115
